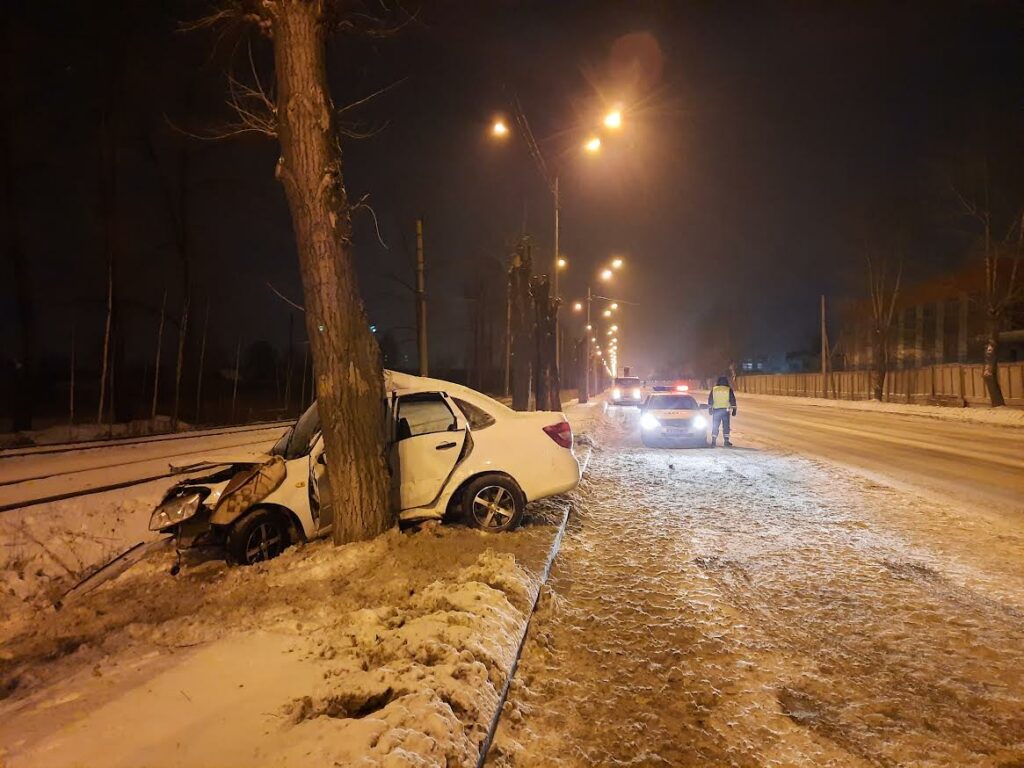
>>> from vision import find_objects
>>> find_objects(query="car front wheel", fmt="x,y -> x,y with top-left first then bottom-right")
463,475 -> 525,532
226,508 -> 290,565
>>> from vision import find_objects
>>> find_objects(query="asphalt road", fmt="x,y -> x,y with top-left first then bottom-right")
724,395 -> 1024,516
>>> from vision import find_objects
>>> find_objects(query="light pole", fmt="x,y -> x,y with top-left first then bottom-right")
573,257 -> 625,403
489,106 -> 625,378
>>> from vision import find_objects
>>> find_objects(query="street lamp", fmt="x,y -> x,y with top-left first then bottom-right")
584,136 -> 602,153
573,301 -> 583,312
604,109 -> 623,130
557,257 -> 568,269
611,257 -> 623,270
603,309 -> 612,318
600,268 -> 613,281
492,119 -> 509,138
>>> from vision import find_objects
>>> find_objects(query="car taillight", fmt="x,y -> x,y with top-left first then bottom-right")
543,421 -> 573,449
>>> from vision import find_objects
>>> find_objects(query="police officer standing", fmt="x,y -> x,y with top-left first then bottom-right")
707,375 -> 737,447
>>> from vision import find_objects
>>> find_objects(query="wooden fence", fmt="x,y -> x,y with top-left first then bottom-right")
733,362 -> 1024,407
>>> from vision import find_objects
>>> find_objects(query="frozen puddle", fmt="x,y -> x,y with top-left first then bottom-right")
488,415 -> 1024,767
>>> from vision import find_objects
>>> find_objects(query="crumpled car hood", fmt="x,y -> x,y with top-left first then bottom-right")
168,452 -> 272,473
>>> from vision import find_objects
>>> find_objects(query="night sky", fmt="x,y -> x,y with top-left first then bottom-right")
3,0 -> 1023,383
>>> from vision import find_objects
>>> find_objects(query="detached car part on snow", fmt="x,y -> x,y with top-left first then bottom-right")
150,371 -> 581,566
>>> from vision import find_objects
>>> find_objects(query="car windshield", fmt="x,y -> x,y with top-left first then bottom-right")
614,377 -> 641,386
272,402 -> 321,459
646,395 -> 698,410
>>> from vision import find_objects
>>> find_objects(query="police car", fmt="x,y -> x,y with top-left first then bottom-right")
639,391 -> 709,447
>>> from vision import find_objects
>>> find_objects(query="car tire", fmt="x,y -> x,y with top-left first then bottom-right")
226,507 -> 290,565
462,475 -> 525,532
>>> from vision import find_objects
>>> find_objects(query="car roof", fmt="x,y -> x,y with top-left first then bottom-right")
385,370 -> 513,414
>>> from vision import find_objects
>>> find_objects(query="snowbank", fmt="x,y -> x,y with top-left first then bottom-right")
730,391 -> 1024,427
0,512 -> 568,767
0,416 -> 193,450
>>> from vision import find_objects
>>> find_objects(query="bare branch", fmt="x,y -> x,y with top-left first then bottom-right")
266,282 -> 305,312
352,194 -> 389,249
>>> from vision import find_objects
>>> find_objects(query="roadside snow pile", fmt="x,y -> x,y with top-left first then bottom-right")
0,416 -> 190,449
0,483 -> 169,631
0,512 -> 566,768
735,391 -> 1024,427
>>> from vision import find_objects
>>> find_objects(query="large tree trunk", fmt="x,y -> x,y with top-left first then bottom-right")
530,275 -> 561,412
981,309 -> 1005,407
270,1 -> 391,543
509,242 -> 533,411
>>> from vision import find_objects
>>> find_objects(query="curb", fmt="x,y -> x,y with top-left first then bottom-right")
475,444 -> 593,767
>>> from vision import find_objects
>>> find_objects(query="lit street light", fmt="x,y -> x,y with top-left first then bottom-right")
492,119 -> 509,138
558,257 -> 568,269
584,136 -> 602,153
612,257 -> 623,269
600,268 -> 613,281
573,301 -> 583,312
604,109 -> 622,130
603,309 -> 612,318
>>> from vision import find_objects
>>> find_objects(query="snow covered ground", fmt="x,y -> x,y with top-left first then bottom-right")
488,406 -> 1024,766
0,425 -> 288,627
0,516 -> 568,767
0,404 -> 599,767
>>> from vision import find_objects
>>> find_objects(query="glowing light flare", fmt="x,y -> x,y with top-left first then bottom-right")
603,309 -> 612,318
557,257 -> 568,269
573,301 -> 583,312
584,136 -> 602,153
492,119 -> 509,138
610,302 -> 619,310
600,268 -> 613,281
604,109 -> 622,130
612,258 -> 624,269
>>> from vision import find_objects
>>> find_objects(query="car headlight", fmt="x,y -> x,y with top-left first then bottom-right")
612,388 -> 621,399
149,492 -> 203,531
632,388 -> 642,399
640,412 -> 661,431
692,415 -> 708,429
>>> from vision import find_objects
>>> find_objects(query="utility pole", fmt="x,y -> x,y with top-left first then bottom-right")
820,294 -> 827,377
415,218 -> 428,377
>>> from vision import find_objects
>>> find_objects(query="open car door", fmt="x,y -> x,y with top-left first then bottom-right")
390,392 -> 468,510
310,437 -> 334,532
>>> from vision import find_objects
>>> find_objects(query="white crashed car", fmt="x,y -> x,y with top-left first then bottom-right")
150,371 -> 581,565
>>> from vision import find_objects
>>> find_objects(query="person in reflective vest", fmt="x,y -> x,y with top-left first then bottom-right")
707,375 -> 737,447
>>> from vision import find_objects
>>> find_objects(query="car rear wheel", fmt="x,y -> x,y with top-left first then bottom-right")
227,508 -> 290,565
463,475 -> 525,532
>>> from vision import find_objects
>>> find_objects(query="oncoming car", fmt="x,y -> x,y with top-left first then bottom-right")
610,376 -> 645,406
150,371 -> 581,565
639,392 -> 709,448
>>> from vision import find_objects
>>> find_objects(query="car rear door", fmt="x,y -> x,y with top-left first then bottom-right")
390,392 -> 468,510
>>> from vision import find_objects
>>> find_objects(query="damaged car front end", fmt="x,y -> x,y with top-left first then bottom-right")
150,456 -> 301,569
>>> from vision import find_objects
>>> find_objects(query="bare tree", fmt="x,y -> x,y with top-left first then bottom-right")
509,238 -> 533,411
200,0 -> 399,541
530,275 -> 561,411
865,246 -> 903,401
952,174 -> 1023,407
